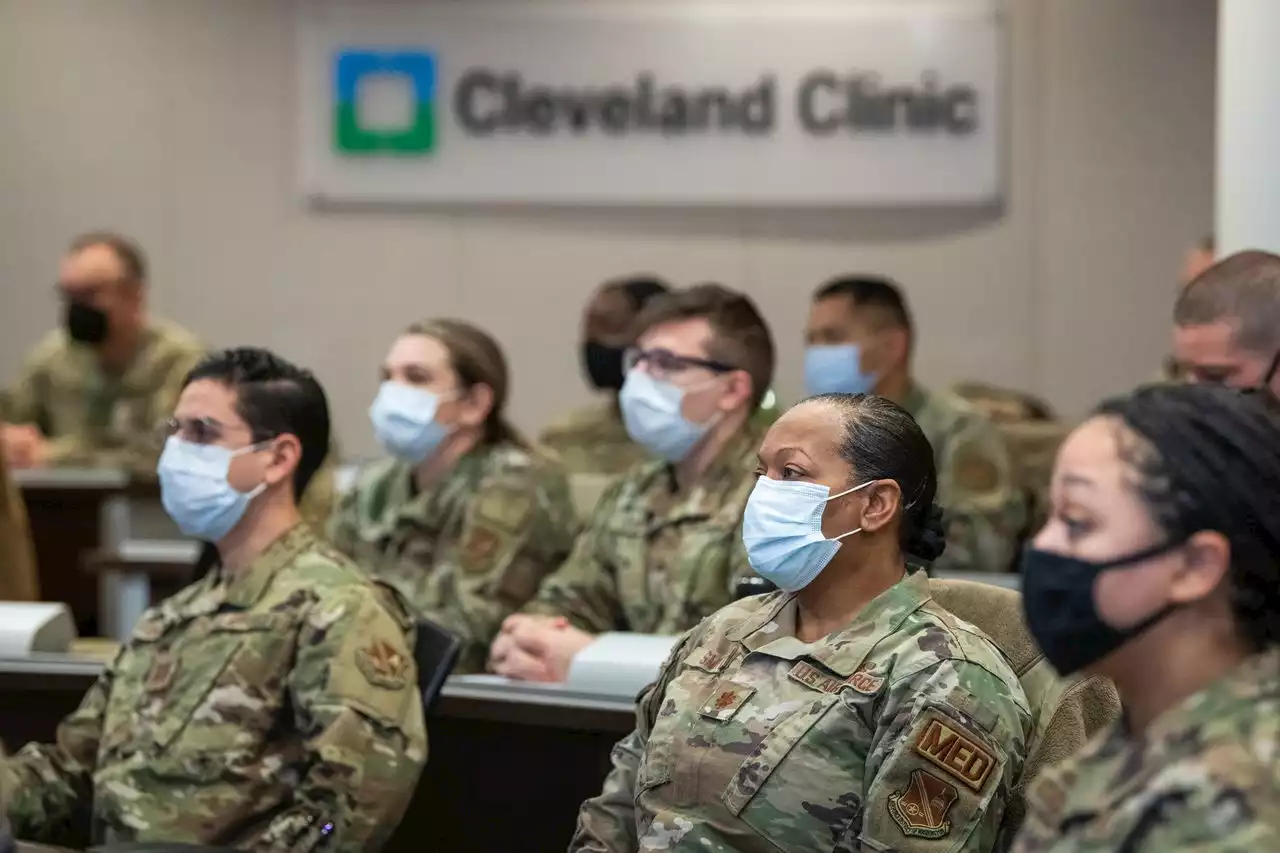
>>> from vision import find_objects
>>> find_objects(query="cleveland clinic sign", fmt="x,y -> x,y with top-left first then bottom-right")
298,3 -> 1003,206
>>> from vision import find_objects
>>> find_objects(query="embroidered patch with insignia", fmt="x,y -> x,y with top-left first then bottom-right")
462,526 -> 502,572
888,769 -> 958,839
355,639 -> 411,690
698,683 -> 755,721
913,713 -> 997,792
695,650 -> 725,671
144,653 -> 177,693
788,660 -> 843,694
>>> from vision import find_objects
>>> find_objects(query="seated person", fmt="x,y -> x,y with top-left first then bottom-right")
1,746 -> 75,853
0,448 -> 37,601
0,232 -> 204,473
491,284 -> 775,682
1,347 -> 426,852
540,275 -> 671,477
805,275 -> 1025,572
570,393 -> 1030,852
329,319 -> 577,673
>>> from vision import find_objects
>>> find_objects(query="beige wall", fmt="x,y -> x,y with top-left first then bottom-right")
0,0 -> 1215,459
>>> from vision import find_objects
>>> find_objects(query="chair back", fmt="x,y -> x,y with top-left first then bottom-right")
414,617 -> 461,716
928,577 -> 1122,835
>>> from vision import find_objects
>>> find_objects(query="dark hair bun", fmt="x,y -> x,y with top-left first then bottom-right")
905,501 -> 947,562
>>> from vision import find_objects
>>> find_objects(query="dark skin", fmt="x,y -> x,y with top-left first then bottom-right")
754,399 -> 911,643
582,285 -> 637,350
804,295 -> 912,403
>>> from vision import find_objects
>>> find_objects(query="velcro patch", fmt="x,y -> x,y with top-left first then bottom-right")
888,769 -> 959,839
698,683 -> 755,721
787,661 -> 884,696
356,639 -> 411,690
913,713 -> 996,792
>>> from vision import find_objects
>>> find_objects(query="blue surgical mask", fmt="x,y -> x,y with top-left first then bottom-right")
157,437 -> 267,543
619,370 -> 721,462
742,476 -> 873,592
805,344 -> 878,396
370,381 -> 452,463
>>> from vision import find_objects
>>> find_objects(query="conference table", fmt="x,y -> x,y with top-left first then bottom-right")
0,652 -> 634,853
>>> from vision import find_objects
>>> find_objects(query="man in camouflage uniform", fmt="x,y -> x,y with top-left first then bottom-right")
0,449 -> 37,601
0,233 -> 205,474
329,441 -> 578,674
1013,647 -> 1280,852
571,569 -> 1031,852
1,348 -> 426,852
540,276 -> 672,478
804,276 -> 1025,572
491,285 -> 775,681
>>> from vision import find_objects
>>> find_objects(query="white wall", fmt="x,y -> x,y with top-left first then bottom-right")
0,0 -> 1216,458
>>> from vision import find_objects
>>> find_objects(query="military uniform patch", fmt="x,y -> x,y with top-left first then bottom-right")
913,713 -> 997,792
144,653 -> 177,693
355,639 -> 411,690
699,683 -> 755,721
787,661 -> 884,696
462,526 -> 503,572
846,668 -> 884,695
888,769 -> 959,839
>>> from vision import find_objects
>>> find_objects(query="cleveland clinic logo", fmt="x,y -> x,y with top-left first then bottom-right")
332,47 -> 978,157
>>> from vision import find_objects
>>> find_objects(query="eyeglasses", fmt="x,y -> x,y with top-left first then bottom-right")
623,347 -> 737,381
157,416 -> 258,446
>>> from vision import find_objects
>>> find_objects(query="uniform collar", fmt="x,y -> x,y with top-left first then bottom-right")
729,570 -> 933,676
662,420 -> 765,495
215,522 -> 316,608
1133,646 -> 1280,746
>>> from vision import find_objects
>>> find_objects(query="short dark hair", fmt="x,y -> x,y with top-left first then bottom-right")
1094,383 -> 1280,651
805,393 -> 946,562
814,274 -> 914,338
1174,250 -> 1280,354
183,347 -> 330,504
602,275 -> 671,313
634,283 -> 776,410
69,231 -> 147,283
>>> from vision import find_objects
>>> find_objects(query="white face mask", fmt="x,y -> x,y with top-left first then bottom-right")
741,476 -> 874,592
157,436 -> 268,542
369,381 -> 457,463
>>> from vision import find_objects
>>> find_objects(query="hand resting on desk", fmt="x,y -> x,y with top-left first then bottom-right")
0,424 -> 47,470
489,614 -> 597,682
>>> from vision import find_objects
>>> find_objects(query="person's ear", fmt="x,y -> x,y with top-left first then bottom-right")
719,370 -> 754,413
458,382 -> 495,428
857,479 -> 902,534
1171,530 -> 1231,604
263,434 -> 302,490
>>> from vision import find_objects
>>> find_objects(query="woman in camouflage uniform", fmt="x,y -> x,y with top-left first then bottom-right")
1014,383 -> 1280,851
329,319 -> 578,673
571,393 -> 1030,853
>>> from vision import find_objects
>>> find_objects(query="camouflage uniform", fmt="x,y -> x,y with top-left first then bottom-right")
1,524 -> 427,852
522,426 -> 764,635
539,398 -> 655,478
301,449 -> 340,539
905,384 -> 1025,574
0,450 -> 37,601
571,570 -> 1031,852
329,442 -> 577,673
1012,648 -> 1280,853
0,319 -> 205,474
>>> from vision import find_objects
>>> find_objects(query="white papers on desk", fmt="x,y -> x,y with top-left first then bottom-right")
565,633 -> 680,698
0,602 -> 77,655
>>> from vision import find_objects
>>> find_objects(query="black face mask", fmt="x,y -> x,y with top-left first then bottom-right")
1020,540 -> 1184,676
65,300 -> 110,345
582,341 -> 626,391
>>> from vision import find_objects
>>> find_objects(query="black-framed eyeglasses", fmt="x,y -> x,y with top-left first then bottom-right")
623,347 -> 737,380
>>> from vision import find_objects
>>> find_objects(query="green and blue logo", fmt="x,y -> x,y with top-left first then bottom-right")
334,49 -> 436,155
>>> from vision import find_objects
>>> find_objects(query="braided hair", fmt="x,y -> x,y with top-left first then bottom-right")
1094,383 -> 1280,651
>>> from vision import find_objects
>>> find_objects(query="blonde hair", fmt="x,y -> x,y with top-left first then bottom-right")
405,318 -> 529,448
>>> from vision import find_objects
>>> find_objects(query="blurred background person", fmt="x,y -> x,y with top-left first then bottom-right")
330,319 -> 577,673
804,275 -> 1025,572
491,284 -> 774,682
540,275 -> 670,477
0,233 -> 204,473
0,448 -> 36,602
1170,250 -> 1280,393
1015,383 -> 1280,851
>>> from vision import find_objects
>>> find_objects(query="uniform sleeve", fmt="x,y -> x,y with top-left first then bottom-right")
1,349 -> 51,430
256,588 -> 427,853
570,631 -> 695,853
932,414 -> 1026,575
4,660 -> 116,843
521,478 -> 629,633
431,463 -> 578,672
859,659 -> 1030,853
0,451 -> 38,601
